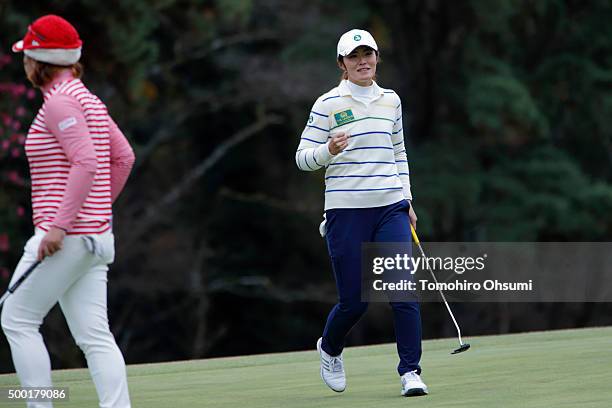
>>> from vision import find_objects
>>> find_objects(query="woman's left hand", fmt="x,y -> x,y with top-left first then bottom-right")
37,227 -> 66,261
408,202 -> 418,230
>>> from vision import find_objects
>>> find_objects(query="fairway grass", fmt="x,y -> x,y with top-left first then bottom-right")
1,326 -> 610,407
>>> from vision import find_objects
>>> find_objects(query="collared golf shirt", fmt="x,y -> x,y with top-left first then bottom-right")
296,80 -> 412,210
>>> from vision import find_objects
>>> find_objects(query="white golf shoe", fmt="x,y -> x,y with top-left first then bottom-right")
316,337 -> 346,392
400,370 -> 428,396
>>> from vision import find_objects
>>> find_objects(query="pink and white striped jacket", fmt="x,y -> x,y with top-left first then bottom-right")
25,74 -> 134,235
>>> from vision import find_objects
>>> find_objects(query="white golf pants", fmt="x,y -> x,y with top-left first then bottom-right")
1,229 -> 131,408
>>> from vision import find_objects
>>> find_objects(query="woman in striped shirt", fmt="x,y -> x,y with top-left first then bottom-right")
2,15 -> 134,408
296,29 -> 428,397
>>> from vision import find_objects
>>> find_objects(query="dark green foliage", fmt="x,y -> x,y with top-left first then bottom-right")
1,0 -> 612,370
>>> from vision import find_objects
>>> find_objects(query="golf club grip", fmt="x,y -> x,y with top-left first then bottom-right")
8,261 -> 41,293
410,225 -> 420,245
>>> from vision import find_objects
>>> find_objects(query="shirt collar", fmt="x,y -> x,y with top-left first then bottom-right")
41,70 -> 76,96
338,79 -> 384,99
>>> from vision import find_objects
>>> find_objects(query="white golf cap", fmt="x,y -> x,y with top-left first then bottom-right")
337,29 -> 378,57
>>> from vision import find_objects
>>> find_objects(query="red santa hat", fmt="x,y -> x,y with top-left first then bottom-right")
12,15 -> 82,66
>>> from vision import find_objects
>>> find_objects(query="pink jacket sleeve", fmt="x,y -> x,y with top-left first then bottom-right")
108,117 -> 135,203
45,94 -> 97,231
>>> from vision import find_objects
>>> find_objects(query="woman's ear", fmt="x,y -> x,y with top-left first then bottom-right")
337,59 -> 348,79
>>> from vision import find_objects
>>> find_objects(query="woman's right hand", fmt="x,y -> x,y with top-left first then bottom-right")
328,132 -> 349,155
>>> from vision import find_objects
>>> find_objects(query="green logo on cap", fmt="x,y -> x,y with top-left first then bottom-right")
354,34 -> 361,41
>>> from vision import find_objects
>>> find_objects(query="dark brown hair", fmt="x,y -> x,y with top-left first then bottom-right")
25,56 -> 83,88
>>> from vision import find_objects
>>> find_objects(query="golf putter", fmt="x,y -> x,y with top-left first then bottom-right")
410,225 -> 471,354
0,261 -> 41,308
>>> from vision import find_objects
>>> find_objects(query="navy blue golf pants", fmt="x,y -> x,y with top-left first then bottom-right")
321,199 -> 422,376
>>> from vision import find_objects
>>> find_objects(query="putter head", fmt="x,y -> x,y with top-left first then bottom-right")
451,343 -> 470,354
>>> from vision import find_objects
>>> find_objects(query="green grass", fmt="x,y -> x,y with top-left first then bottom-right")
1,327 -> 610,407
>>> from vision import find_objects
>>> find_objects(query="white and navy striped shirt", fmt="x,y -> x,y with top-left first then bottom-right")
296,80 -> 412,210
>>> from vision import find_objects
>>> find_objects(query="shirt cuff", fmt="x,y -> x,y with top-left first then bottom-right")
315,142 -> 334,166
50,224 -> 69,232
403,188 -> 413,201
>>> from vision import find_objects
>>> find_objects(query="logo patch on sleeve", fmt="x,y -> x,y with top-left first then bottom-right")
334,109 -> 355,126
58,116 -> 77,131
